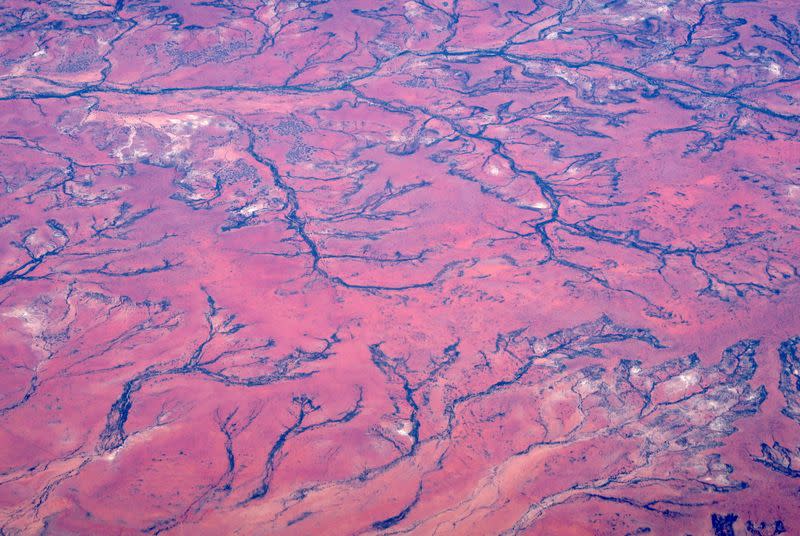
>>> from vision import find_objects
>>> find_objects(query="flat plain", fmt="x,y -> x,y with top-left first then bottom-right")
0,1 -> 799,534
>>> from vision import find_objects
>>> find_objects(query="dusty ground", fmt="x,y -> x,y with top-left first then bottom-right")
0,1 -> 799,534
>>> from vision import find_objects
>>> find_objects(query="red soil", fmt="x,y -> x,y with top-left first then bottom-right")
1,1 -> 799,534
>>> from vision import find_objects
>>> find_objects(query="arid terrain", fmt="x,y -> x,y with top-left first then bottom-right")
1,0 -> 799,534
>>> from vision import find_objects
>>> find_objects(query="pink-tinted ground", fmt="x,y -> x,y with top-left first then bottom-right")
1,1 -> 799,535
